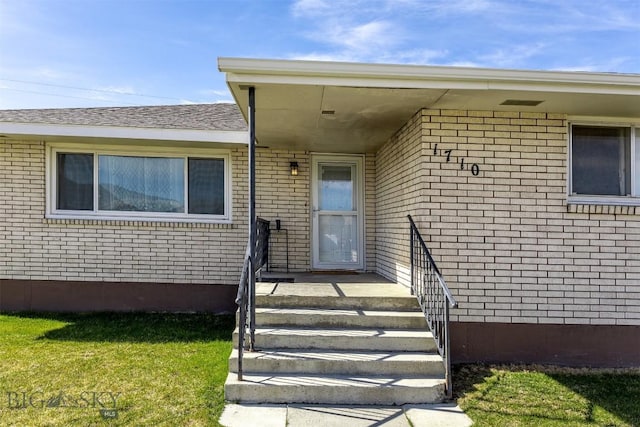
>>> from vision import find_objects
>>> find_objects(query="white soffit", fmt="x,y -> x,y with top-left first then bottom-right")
220,57 -> 640,153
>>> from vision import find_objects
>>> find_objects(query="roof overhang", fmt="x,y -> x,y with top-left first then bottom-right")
0,122 -> 248,147
219,57 -> 640,153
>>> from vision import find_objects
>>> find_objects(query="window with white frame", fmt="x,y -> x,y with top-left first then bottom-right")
49,144 -> 231,222
570,124 -> 640,203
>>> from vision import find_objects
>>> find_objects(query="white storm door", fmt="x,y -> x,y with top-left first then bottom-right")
311,155 -> 364,270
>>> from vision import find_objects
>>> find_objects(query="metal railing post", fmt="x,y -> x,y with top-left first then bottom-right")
444,300 -> 452,399
409,226 -> 415,296
248,86 -> 256,351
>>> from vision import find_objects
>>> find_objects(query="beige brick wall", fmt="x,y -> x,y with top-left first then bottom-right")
376,110 -> 426,284
0,139 -> 248,284
365,153 -> 376,271
255,149 -> 310,272
1,140 -> 376,285
376,109 -> 640,327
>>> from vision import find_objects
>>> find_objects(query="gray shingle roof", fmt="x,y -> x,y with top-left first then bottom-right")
0,103 -> 247,131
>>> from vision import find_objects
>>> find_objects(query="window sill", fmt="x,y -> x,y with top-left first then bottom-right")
44,214 -> 235,228
566,198 -> 640,215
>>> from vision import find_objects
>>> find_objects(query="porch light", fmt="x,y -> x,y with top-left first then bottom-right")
290,161 -> 299,176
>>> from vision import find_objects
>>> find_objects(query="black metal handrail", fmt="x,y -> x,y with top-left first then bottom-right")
235,218 -> 270,380
408,215 -> 458,399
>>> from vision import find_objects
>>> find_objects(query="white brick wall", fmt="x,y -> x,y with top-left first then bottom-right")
1,140 -> 377,285
254,149 -> 310,272
0,139 -> 248,284
376,111 -> 426,285
376,109 -> 640,327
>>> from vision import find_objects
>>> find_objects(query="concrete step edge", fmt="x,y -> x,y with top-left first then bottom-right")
233,330 -> 438,352
227,348 -> 445,375
252,310 -> 427,329
255,295 -> 419,310
224,373 -> 446,405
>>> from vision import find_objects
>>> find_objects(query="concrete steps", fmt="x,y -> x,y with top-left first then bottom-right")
256,294 -> 418,311
228,349 -> 445,376
232,327 -> 437,351
224,373 -> 444,405
254,307 -> 428,329
225,283 -> 446,405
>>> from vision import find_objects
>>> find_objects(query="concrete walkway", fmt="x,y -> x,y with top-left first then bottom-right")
220,403 -> 473,427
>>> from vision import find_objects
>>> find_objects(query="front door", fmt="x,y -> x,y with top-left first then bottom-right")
311,155 -> 364,270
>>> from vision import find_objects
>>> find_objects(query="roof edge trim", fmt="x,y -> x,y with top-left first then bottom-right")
0,122 -> 248,144
218,57 -> 640,91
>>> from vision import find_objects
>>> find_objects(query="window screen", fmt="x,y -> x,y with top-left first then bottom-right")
98,155 -> 184,212
57,153 -> 94,210
571,126 -> 631,196
188,158 -> 225,215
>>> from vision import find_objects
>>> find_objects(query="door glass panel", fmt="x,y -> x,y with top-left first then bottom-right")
318,215 -> 358,263
318,164 -> 354,211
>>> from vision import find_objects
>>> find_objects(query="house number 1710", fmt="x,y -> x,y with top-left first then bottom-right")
433,144 -> 480,176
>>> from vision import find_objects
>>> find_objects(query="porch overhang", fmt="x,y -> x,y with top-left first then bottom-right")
218,57 -> 640,154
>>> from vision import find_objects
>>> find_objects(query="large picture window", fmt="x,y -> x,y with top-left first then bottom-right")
570,124 -> 639,203
49,144 -> 231,222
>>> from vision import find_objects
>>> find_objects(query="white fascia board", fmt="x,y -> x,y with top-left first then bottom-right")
568,115 -> 640,126
219,57 -> 640,96
0,122 -> 248,144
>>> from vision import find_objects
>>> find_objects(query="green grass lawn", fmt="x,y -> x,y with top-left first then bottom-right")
3,314 -> 640,427
455,364 -> 640,427
0,312 -> 235,426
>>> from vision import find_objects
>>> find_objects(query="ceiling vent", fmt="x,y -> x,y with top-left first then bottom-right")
500,99 -> 544,106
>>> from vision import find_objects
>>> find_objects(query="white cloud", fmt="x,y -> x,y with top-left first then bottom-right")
291,0 -> 331,17
96,86 -> 137,95
324,20 -> 399,52
200,89 -> 232,97
380,48 -> 448,65
289,52 -> 363,62
289,1 -> 418,64
445,61 -> 483,68
411,0 -> 496,14
287,0 -> 505,66
551,57 -> 634,73
478,43 -> 547,69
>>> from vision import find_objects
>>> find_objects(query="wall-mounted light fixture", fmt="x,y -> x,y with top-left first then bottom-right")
290,161 -> 299,176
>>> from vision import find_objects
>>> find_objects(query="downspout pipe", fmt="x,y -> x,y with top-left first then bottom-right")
248,86 -> 256,351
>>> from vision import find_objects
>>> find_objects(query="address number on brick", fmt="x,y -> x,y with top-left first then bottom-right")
433,143 -> 480,176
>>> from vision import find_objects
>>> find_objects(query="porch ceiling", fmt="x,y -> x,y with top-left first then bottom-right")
220,57 -> 640,154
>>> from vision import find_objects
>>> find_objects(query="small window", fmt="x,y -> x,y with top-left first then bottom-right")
49,145 -> 231,222
570,125 -> 639,202
188,158 -> 225,215
57,153 -> 94,210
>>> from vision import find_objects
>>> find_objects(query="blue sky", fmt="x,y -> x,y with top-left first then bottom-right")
1,0 -> 639,109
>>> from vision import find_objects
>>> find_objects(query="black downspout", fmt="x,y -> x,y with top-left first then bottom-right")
248,86 -> 256,351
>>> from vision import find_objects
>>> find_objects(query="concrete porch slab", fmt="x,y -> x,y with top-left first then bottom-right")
257,273 -> 411,298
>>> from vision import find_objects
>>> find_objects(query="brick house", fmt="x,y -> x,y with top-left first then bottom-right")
1,58 -> 639,367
